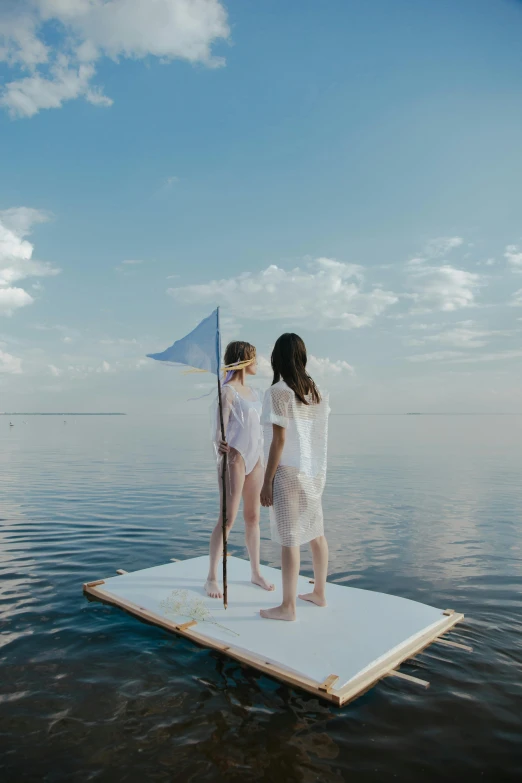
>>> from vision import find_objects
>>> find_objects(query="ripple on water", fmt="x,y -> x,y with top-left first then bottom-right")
1,415 -> 522,781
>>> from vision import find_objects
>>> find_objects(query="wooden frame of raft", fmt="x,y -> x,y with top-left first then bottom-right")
83,571 -> 467,707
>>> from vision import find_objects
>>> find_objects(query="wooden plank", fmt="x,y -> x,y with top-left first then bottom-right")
178,620 -> 197,631
116,569 -> 128,575
387,670 -> 429,688
84,579 -> 105,588
319,674 -> 340,692
435,637 -> 473,653
83,583 -> 341,705
336,611 -> 464,707
443,609 -> 455,616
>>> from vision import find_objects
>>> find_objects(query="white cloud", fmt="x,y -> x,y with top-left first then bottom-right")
0,206 -> 49,235
168,258 -> 398,330
407,351 -> 466,363
407,264 -> 482,313
0,349 -> 23,374
34,322 -> 73,333
423,236 -> 464,259
409,322 -> 443,331
308,356 -> 354,376
455,349 -> 522,363
0,208 -> 59,315
42,344 -> 149,381
1,58 -> 109,118
0,287 -> 34,316
417,323 -> 498,349
510,289 -> 522,307
403,237 -> 483,313
406,319 -> 516,357
0,0 -> 230,118
115,259 -> 146,273
255,353 -> 353,379
408,348 -> 522,364
0,10 -> 49,69
255,356 -> 272,378
505,245 -> 522,272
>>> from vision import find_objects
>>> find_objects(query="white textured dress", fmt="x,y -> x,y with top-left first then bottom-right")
262,380 -> 330,547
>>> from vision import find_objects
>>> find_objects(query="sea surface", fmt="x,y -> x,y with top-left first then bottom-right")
1,414 -> 521,782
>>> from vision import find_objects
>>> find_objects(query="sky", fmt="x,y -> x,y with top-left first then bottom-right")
1,0 -> 522,414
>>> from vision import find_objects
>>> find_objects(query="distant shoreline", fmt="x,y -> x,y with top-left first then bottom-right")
1,413 -> 126,416
331,413 -> 522,416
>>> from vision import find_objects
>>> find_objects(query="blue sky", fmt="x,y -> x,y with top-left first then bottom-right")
1,0 -> 522,413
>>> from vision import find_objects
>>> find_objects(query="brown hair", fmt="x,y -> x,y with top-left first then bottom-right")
271,333 -> 321,405
223,341 -> 256,375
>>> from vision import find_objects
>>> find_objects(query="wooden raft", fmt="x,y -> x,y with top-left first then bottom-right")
83,556 -> 468,707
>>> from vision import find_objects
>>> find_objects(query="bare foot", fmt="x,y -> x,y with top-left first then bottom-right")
298,591 -> 327,607
204,579 -> 222,599
260,604 -> 296,621
251,573 -> 275,592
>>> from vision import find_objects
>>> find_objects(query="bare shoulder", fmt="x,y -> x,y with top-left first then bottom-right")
221,384 -> 236,403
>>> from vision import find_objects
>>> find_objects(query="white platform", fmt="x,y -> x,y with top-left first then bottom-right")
84,556 -> 463,706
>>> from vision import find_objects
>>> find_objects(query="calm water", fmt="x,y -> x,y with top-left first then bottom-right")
1,414 -> 521,782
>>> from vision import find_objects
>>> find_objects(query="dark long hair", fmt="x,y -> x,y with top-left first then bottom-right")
271,333 -> 321,405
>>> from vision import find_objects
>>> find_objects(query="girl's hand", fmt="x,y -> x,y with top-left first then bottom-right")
260,480 -> 273,507
217,439 -> 230,455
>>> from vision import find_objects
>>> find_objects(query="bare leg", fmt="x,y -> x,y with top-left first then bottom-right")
243,459 -> 274,592
298,535 -> 328,607
205,450 -> 244,598
260,545 -> 299,621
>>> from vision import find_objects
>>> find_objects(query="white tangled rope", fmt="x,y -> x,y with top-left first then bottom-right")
160,589 -> 239,637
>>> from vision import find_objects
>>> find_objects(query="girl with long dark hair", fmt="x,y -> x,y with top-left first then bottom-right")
260,333 -> 330,620
205,340 -> 275,599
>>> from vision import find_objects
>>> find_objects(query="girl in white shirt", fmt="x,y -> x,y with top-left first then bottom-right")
205,340 -> 275,599
260,333 -> 330,620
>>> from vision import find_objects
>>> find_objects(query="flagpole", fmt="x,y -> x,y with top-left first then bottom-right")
216,307 -> 228,609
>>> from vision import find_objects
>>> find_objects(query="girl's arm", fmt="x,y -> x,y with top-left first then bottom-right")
260,424 -> 286,507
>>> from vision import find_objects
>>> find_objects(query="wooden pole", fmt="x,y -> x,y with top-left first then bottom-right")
216,308 -> 228,609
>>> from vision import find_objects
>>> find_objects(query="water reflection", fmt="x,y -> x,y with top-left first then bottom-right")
1,414 -> 521,780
